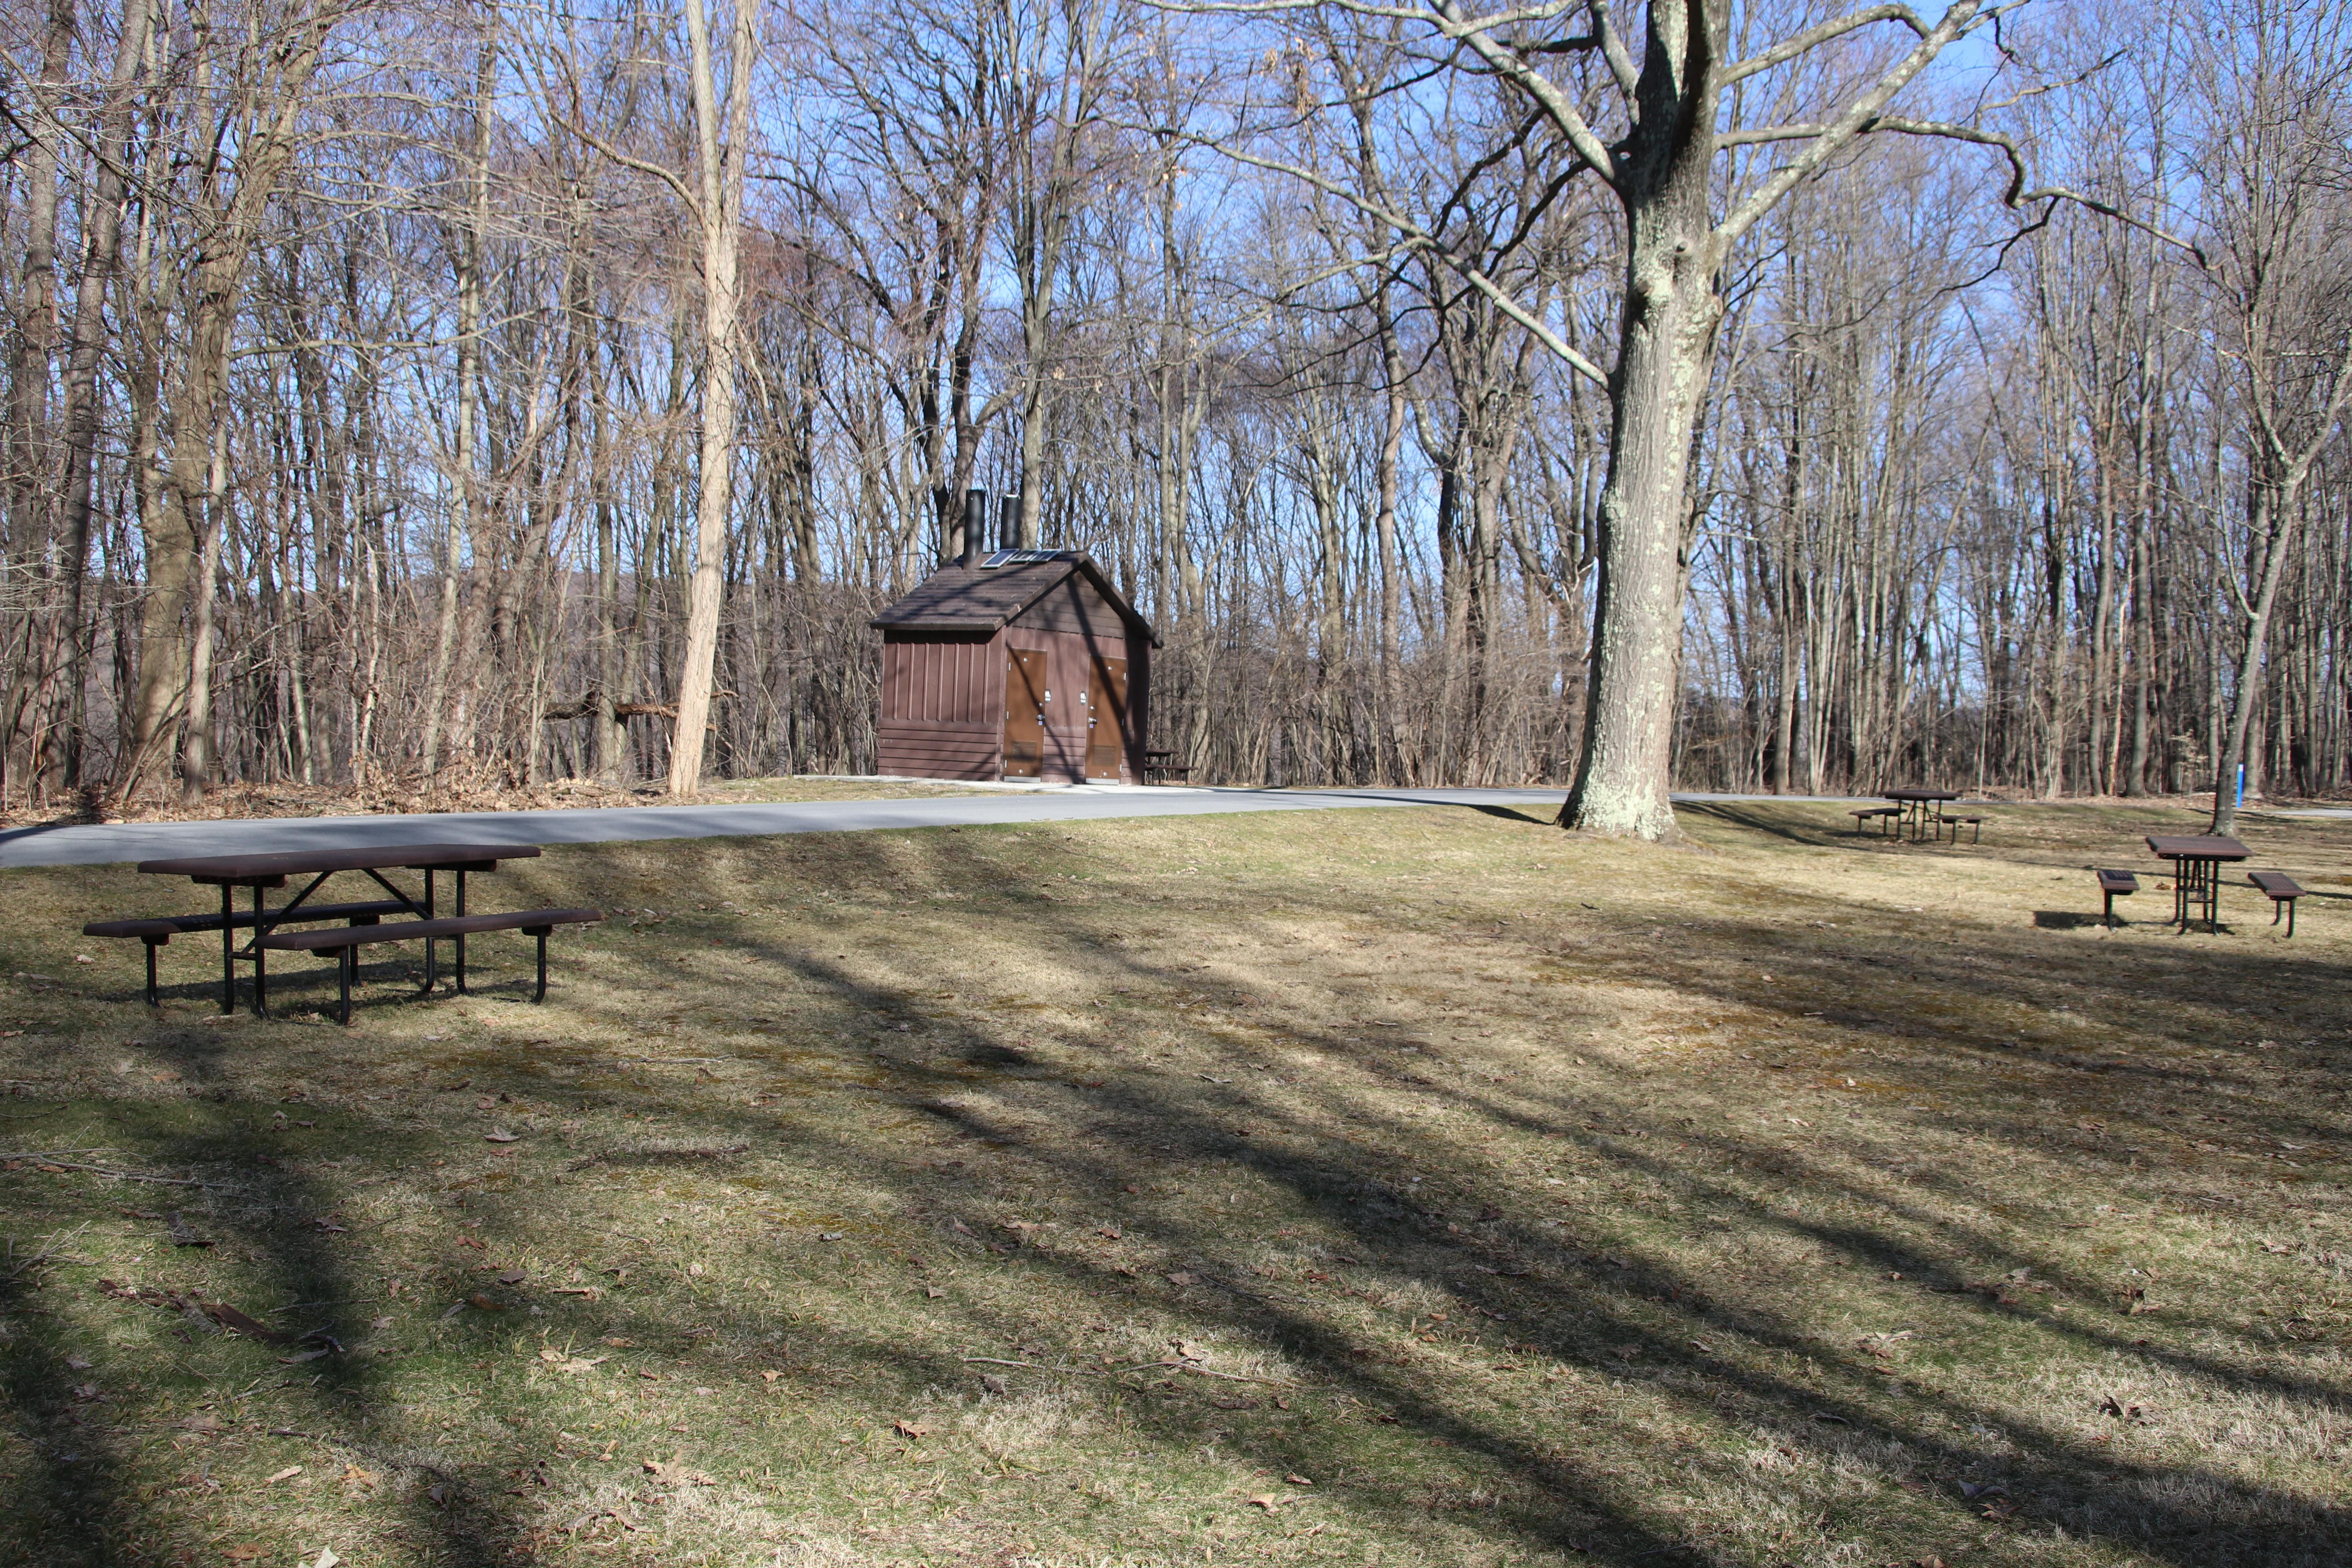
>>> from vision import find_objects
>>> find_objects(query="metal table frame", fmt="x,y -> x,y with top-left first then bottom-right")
134,844 -> 540,1016
1882,788 -> 1960,844
2145,835 -> 2251,933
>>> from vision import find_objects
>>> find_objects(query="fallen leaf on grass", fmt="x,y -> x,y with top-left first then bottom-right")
166,1213 -> 212,1248
484,1129 -> 519,1143
1286,1473 -> 1313,1485
276,1347 -> 332,1365
893,1420 -> 931,1439
760,1371 -> 782,1385
496,1269 -> 526,1285
64,1355 -> 91,1370
264,1465 -> 303,1485
223,1546 -> 265,1563
924,1286 -> 946,1298
177,1413 -> 224,1434
302,1550 -> 341,1568
339,1464 -> 379,1488
1166,1272 -> 1198,1287
467,1294 -> 507,1312
1246,1494 -> 1280,1510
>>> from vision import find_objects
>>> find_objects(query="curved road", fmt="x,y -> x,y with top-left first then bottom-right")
0,785 -> 1892,869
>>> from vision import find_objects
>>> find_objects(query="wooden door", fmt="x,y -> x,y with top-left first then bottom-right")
1085,655 -> 1128,780
1002,648 -> 1047,777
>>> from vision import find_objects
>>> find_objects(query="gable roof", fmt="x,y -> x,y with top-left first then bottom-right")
869,552 -> 1159,646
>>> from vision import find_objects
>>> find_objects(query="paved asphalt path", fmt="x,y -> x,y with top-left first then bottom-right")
0,786 -> 1897,869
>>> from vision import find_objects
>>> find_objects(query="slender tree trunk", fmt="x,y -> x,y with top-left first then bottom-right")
666,0 -> 755,794
54,0 -> 153,789
178,424 -> 230,801
5,0 -> 75,557
420,26 -> 492,784
2212,482 -> 2302,834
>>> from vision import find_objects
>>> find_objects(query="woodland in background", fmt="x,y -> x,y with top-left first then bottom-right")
4,0 -> 2351,814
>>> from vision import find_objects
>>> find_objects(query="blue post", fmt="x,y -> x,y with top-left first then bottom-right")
2236,764 -> 2245,809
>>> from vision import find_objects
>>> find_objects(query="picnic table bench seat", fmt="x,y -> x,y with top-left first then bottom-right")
1935,812 -> 1984,844
2095,869 -> 2138,927
259,907 -> 604,1022
1142,749 -> 1192,784
1849,806 -> 1901,837
2248,871 -> 2305,936
85,900 -> 414,1004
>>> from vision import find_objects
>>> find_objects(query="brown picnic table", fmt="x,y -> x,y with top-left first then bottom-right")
120,842 -> 546,1017
2146,835 -> 2251,933
1883,788 -> 1960,843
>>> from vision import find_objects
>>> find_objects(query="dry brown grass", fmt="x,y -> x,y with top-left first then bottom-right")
0,798 -> 2347,1568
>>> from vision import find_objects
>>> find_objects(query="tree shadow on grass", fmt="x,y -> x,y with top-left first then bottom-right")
14,813 -> 2352,1566
0,1062 -> 524,1568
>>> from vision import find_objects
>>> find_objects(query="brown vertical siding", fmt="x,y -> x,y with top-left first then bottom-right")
877,630 -> 1006,780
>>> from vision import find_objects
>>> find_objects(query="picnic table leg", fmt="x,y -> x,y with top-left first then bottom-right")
251,884 -> 270,1018
219,884 -> 235,1013
421,869 -> 437,994
454,870 -> 468,995
338,945 -> 354,1027
534,929 -> 548,1003
144,938 -> 161,1005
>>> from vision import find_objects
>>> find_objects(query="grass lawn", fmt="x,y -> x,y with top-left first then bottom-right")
0,799 -> 2347,1568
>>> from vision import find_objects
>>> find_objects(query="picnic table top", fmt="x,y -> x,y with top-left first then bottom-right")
136,842 -> 541,882
2145,835 -> 2251,862
1883,788 -> 1960,802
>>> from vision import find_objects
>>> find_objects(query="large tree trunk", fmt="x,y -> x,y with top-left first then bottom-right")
1564,8 -> 1723,839
120,18 -> 327,803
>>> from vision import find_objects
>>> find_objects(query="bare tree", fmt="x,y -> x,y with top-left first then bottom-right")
2196,0 -> 2352,831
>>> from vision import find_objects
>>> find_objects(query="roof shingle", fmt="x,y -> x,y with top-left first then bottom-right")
869,553 -> 1156,644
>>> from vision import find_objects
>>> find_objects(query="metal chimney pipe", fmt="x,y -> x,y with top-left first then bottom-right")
934,486 -> 955,566
999,492 -> 1022,552
960,488 -> 987,565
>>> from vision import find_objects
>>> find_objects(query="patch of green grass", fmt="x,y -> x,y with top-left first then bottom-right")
0,800 -> 2347,1566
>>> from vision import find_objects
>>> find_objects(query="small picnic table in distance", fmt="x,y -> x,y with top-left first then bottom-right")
132,842 -> 539,1016
1882,788 -> 1959,843
2145,835 -> 2251,933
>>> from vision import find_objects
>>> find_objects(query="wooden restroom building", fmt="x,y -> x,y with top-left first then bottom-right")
870,550 -> 1156,783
